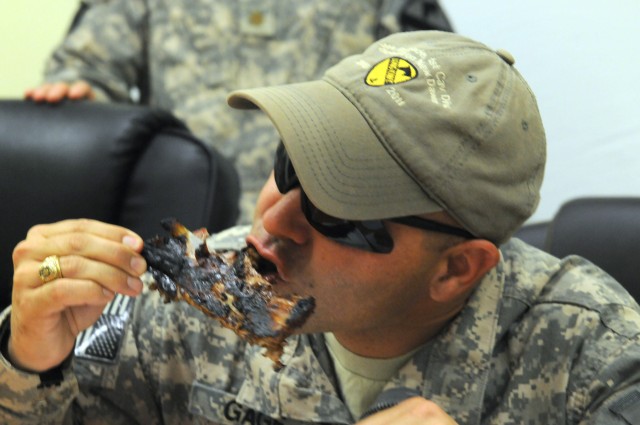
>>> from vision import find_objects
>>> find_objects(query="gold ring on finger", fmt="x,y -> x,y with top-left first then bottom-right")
38,255 -> 63,284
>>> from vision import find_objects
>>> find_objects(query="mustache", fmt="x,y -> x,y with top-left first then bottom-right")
271,239 -> 313,289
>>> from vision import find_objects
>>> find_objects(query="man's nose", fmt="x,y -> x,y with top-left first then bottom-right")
261,189 -> 312,246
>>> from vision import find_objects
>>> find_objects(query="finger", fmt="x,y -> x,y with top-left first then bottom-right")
17,278 -> 114,317
15,255 -> 144,296
32,233 -> 146,280
25,219 -> 145,262
68,80 -> 95,100
23,87 -> 35,99
44,279 -> 117,333
26,83 -> 54,102
13,236 -> 146,291
357,398 -> 454,425
44,82 -> 72,102
58,233 -> 147,277
27,219 -> 142,248
58,255 -> 144,296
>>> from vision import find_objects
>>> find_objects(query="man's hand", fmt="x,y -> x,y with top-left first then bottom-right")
357,397 -> 458,425
8,219 -> 146,372
24,81 -> 95,103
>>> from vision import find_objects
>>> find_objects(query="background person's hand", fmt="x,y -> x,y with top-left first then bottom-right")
8,219 -> 146,372
357,397 -> 458,425
24,80 -> 95,103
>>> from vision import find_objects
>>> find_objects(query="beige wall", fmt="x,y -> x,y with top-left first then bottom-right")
0,1 -> 79,98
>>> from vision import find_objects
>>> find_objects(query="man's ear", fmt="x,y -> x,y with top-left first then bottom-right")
429,239 -> 500,303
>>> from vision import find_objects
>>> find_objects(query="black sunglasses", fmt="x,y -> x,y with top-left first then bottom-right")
273,142 -> 475,253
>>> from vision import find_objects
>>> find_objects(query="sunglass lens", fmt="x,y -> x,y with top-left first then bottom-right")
301,193 -> 394,253
274,142 -> 299,193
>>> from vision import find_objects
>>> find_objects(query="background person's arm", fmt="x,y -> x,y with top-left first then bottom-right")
26,0 -> 147,103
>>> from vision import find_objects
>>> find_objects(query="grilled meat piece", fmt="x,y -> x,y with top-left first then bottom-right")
141,219 -> 315,367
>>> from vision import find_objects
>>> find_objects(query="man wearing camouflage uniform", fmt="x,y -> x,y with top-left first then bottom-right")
5,31 -> 640,424
26,0 -> 453,223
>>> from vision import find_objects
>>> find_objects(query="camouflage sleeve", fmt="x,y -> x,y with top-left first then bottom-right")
43,0 -> 148,102
541,257 -> 640,423
0,293 -> 167,425
572,304 -> 640,424
0,307 -> 79,425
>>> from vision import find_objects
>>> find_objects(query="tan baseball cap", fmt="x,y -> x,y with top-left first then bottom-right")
228,31 -> 546,244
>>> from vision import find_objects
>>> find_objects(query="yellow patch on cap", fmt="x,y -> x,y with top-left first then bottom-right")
365,57 -> 418,87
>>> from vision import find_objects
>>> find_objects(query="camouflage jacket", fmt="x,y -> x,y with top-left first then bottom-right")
1,233 -> 639,424
43,0 -> 449,223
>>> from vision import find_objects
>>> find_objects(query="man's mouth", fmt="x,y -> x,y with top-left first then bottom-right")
247,244 -> 280,284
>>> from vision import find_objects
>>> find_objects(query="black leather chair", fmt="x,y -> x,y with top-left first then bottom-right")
544,197 -> 640,301
514,197 -> 640,302
0,100 -> 240,309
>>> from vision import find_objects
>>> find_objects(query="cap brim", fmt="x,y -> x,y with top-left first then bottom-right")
227,80 -> 441,220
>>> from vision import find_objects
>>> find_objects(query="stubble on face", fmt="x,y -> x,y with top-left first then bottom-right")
276,230 -> 446,341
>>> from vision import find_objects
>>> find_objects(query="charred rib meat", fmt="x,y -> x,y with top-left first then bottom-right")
141,219 -> 315,367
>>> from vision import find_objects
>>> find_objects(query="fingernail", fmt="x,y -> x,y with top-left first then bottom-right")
123,235 -> 139,248
127,277 -> 143,293
130,257 -> 146,274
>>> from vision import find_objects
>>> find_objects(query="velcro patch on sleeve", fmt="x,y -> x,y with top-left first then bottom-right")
75,295 -> 133,363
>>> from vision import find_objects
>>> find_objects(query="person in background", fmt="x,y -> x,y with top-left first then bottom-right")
25,0 -> 453,224
5,30 -> 639,424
